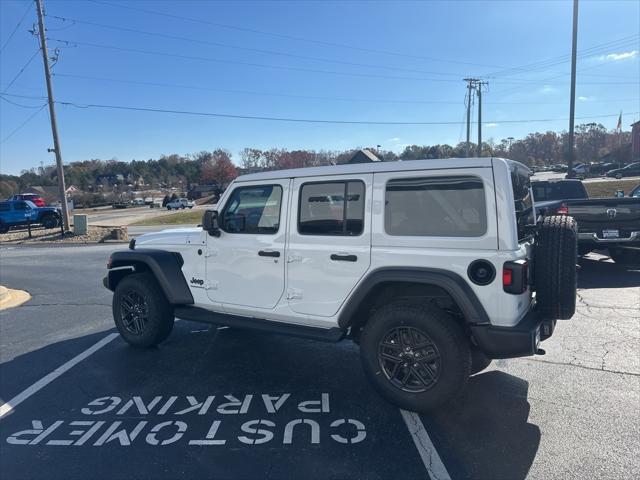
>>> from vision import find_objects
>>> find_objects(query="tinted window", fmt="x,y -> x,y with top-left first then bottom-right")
221,185 -> 282,234
385,176 -> 486,237
0,202 -> 10,212
532,181 -> 587,201
298,181 -> 365,235
13,201 -> 28,211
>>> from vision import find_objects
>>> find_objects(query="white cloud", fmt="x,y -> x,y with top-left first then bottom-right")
578,96 -> 590,102
485,123 -> 499,128
598,50 -> 638,61
540,85 -> 556,94
387,137 -> 401,142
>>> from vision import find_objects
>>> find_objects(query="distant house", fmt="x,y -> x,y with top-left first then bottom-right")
632,121 -> 640,162
23,185 -> 78,204
348,149 -> 382,164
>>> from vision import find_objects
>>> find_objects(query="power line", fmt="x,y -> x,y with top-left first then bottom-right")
55,99 -> 639,125
48,37 -> 639,87
0,2 -> 33,53
0,94 -> 46,109
1,48 -> 41,94
47,37 -> 475,83
0,104 -> 47,145
486,35 -> 639,78
50,73 -> 640,106
46,14 -> 466,78
86,0 -> 505,70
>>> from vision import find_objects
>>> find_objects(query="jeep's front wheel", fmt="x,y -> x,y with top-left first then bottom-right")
113,272 -> 174,348
359,302 -> 470,412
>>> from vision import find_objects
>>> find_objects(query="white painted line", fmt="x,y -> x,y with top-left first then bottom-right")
0,333 -> 119,420
400,409 -> 452,480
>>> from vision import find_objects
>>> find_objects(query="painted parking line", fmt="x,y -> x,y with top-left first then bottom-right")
0,333 -> 119,420
400,409 -> 451,480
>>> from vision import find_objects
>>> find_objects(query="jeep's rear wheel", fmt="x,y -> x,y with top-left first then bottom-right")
0,221 -> 8,234
534,215 -> 577,320
113,272 -> 174,348
359,301 -> 470,412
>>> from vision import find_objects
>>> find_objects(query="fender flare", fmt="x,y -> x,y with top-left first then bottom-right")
337,267 -> 490,329
104,248 -> 194,305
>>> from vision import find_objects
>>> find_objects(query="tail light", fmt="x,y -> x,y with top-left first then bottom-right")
555,203 -> 569,215
503,260 -> 528,294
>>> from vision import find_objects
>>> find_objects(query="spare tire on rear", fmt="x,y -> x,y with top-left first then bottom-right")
534,215 -> 577,320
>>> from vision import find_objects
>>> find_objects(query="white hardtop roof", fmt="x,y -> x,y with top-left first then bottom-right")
236,157 -> 504,183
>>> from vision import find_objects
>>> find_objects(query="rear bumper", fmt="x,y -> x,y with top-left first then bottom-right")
470,309 -> 556,359
578,231 -> 640,244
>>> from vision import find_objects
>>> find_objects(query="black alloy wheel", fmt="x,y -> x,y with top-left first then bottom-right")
120,291 -> 149,334
378,326 -> 441,393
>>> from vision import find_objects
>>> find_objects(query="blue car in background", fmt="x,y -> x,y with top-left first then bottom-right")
0,200 -> 61,234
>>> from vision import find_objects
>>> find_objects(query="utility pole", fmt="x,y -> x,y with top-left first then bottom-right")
566,0 -> 579,179
464,78 -> 477,157
35,0 -> 70,231
476,81 -> 488,157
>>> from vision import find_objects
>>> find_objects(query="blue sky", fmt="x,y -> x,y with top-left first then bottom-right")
1,0 -> 639,174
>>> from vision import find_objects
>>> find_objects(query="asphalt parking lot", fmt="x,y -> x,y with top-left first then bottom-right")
0,244 -> 638,480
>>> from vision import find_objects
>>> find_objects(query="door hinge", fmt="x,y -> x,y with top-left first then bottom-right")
286,288 -> 303,300
205,281 -> 218,290
204,249 -> 218,258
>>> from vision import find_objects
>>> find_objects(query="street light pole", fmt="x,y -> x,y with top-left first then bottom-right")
566,0 -> 579,179
35,0 -> 70,231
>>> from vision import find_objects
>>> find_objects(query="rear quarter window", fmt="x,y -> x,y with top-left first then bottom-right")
384,176 -> 487,237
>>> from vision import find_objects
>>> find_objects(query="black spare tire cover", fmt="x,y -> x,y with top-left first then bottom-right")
534,215 -> 577,320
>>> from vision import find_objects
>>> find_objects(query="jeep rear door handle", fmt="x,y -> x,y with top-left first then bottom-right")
330,254 -> 357,262
258,250 -> 280,257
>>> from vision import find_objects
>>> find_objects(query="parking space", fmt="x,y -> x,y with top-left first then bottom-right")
1,245 -> 639,479
1,322 -> 431,480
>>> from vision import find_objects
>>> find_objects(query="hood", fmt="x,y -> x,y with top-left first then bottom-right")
135,227 -> 202,246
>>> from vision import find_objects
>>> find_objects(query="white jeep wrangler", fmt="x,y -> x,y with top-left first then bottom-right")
104,158 -> 577,412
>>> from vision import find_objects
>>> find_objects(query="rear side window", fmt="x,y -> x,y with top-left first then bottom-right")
385,176 -> 487,237
221,185 -> 282,234
298,181 -> 365,235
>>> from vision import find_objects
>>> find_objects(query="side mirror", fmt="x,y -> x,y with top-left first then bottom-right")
202,210 -> 221,237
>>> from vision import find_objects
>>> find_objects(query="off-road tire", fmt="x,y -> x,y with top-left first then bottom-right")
609,248 -> 640,266
534,215 -> 577,320
41,214 -> 58,229
359,301 -> 471,412
167,206 -> 172,210
0,221 -> 8,234
470,347 -> 492,375
113,272 -> 174,348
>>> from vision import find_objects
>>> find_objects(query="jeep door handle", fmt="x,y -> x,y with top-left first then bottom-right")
330,254 -> 357,262
258,250 -> 280,258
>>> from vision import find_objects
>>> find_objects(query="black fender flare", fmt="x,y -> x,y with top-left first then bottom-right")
104,249 -> 194,305
337,267 -> 490,329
